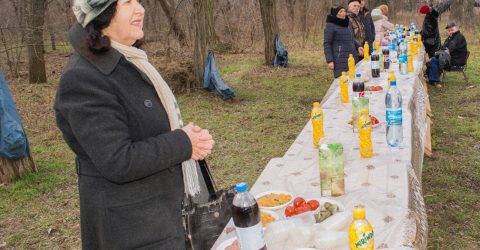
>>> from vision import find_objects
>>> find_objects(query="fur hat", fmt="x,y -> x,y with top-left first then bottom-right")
73,0 -> 118,27
419,4 -> 430,14
371,8 -> 384,22
331,6 -> 345,17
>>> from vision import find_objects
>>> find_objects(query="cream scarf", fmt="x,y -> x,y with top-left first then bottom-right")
110,40 -> 200,196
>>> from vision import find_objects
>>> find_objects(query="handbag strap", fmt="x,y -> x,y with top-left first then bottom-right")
198,160 -> 217,195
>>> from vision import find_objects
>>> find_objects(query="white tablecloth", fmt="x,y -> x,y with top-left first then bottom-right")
212,51 -> 429,250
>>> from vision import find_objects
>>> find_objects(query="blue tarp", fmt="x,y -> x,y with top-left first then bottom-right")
274,34 -> 288,67
0,69 -> 29,159
203,51 -> 235,100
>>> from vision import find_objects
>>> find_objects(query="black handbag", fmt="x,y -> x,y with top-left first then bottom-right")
182,160 -> 235,250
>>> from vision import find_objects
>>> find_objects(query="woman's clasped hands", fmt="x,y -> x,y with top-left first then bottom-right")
182,122 -> 215,160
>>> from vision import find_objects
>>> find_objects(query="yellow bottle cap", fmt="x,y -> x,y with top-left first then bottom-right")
360,109 -> 368,115
342,72 -> 347,75
353,207 -> 366,219
349,54 -> 353,57
313,102 -> 320,107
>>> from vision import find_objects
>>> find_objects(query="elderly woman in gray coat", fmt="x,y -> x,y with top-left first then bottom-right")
324,6 -> 363,78
54,0 -> 214,249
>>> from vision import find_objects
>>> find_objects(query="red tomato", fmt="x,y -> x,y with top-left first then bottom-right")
285,205 -> 295,217
294,204 -> 310,215
293,197 -> 306,208
371,116 -> 379,125
307,200 -> 320,211
377,86 -> 383,91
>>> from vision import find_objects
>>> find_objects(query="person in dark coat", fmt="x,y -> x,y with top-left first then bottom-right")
54,0 -> 215,249
427,22 -> 468,87
420,4 -> 441,58
347,0 -> 366,48
324,6 -> 362,78
442,22 -> 468,67
359,0 -> 376,51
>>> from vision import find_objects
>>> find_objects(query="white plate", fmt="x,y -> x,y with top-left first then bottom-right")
260,209 -> 281,228
216,237 -> 237,250
254,190 -> 293,210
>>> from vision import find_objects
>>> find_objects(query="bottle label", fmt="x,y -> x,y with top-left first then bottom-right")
371,61 -> 379,69
236,222 -> 265,250
355,230 -> 374,248
386,108 -> 402,125
312,112 -> 323,120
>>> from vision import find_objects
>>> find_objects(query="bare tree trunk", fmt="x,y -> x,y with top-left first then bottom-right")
158,0 -> 188,47
27,0 -> 47,83
286,0 -> 296,33
259,0 -> 279,66
0,154 -> 37,184
192,0 -> 213,89
300,0 -> 308,46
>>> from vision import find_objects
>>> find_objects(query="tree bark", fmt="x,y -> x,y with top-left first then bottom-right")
286,0 -> 296,33
192,0 -> 213,89
259,0 -> 279,66
27,0 -> 47,84
158,0 -> 188,47
0,154 -> 37,184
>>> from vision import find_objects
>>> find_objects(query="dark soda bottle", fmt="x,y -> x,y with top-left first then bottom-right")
382,48 -> 390,70
352,74 -> 365,97
232,182 -> 267,250
371,49 -> 380,78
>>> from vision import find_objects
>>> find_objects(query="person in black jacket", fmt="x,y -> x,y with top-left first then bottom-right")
420,4 -> 441,58
359,0 -> 376,50
324,6 -> 363,78
427,22 -> 468,87
55,0 -> 214,249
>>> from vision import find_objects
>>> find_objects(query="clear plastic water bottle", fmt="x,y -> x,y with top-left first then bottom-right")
399,40 -> 407,56
399,54 -> 408,75
385,80 -> 403,147
232,182 -> 267,250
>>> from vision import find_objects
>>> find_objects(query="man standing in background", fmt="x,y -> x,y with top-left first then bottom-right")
359,0 -> 376,52
347,0 -> 366,54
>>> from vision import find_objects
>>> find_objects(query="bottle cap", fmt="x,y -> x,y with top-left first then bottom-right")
353,207 -> 366,219
360,109 -> 368,115
313,102 -> 320,107
235,182 -> 248,193
390,80 -> 397,86
356,74 -> 361,78
342,72 -> 347,75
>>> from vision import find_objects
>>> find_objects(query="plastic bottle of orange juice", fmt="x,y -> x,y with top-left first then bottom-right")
387,70 -> 396,89
358,109 -> 373,158
340,72 -> 349,103
349,207 -> 374,250
407,53 -> 414,73
363,42 -> 370,61
311,102 -> 324,148
348,54 -> 356,79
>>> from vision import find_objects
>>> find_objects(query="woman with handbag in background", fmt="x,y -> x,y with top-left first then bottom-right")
54,0 -> 214,249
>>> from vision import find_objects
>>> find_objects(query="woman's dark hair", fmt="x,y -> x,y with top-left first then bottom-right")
84,3 -> 143,54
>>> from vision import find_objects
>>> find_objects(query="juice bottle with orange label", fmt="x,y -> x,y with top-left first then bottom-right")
340,72 -> 349,103
407,53 -> 414,73
363,42 -> 370,61
358,109 -> 373,158
348,54 -> 356,79
349,207 -> 374,250
311,102 -> 324,148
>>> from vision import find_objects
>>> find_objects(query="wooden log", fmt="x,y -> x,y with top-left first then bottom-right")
0,153 -> 36,184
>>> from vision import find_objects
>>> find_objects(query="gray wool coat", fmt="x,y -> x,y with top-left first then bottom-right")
324,15 -> 360,78
54,23 -> 191,249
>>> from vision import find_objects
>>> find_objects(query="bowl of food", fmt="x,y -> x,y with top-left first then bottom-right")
260,209 -> 280,228
255,190 -> 293,210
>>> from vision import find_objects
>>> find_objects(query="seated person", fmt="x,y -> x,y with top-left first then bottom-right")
428,21 -> 468,87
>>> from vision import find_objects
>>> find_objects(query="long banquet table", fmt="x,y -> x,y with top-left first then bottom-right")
212,49 -> 431,250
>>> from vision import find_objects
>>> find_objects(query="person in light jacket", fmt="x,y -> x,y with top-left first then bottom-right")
54,0 -> 215,249
371,7 -> 394,44
324,6 -> 363,78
